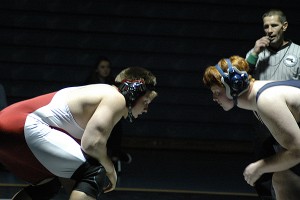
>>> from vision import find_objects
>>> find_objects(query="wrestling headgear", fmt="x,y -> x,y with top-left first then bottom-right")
215,58 -> 249,106
117,79 -> 155,122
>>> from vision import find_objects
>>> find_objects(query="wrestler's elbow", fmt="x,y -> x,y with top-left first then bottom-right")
288,145 -> 300,162
81,134 -> 107,158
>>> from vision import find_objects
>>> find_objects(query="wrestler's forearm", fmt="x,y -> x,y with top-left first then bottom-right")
96,145 -> 115,174
81,138 -> 114,174
259,149 -> 300,173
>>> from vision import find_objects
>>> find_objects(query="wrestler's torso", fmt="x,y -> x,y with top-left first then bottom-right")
0,84 -> 126,136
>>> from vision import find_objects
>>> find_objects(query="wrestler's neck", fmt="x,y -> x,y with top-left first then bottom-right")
236,81 -> 257,111
112,85 -> 130,119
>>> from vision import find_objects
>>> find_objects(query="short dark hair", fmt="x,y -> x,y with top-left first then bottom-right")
262,9 -> 287,23
115,67 -> 157,86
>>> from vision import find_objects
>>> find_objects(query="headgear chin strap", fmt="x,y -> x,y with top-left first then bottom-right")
215,59 -> 249,106
117,79 -> 154,123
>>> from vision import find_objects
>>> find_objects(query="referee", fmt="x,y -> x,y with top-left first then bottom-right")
245,9 -> 300,200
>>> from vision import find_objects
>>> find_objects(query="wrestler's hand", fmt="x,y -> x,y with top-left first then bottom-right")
243,161 -> 263,186
103,169 -> 117,193
252,36 -> 270,55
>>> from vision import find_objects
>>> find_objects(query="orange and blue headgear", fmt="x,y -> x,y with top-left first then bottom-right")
214,59 -> 249,106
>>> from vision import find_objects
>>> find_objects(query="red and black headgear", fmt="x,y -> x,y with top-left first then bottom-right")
116,79 -> 155,122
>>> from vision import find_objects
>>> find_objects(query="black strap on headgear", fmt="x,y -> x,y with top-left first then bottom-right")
116,79 -> 154,122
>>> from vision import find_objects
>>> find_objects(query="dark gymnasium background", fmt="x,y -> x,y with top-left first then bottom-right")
0,0 -> 299,155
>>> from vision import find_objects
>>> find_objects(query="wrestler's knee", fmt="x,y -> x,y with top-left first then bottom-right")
71,153 -> 110,199
272,170 -> 300,192
272,170 -> 300,200
70,190 -> 96,200
272,171 -> 283,190
13,177 -> 61,200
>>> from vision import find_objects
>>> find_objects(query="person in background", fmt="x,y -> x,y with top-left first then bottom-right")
85,56 -> 132,174
85,57 -> 115,85
246,9 -> 300,81
245,9 -> 300,200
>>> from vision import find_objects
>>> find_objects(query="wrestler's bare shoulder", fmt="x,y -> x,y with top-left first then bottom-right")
254,81 -> 300,121
67,84 -> 122,102
65,84 -> 125,117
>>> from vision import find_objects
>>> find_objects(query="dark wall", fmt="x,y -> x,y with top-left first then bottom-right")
0,0 -> 299,144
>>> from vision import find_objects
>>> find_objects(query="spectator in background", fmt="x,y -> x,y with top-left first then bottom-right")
85,57 -> 115,85
85,56 -> 132,174
245,9 -> 300,200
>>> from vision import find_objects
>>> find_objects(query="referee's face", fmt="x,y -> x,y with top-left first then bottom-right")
263,15 -> 288,46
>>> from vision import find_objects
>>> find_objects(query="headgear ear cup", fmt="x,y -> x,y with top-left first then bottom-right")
215,64 -> 232,99
117,79 -> 154,122
225,59 -> 249,96
215,58 -> 250,105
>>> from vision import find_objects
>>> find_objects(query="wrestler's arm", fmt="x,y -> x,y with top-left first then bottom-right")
81,92 -> 126,192
257,96 -> 300,172
244,94 -> 300,185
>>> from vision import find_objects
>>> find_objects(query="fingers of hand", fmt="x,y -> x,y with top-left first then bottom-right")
103,181 -> 116,193
258,39 -> 270,47
243,174 -> 254,186
103,174 -> 116,193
